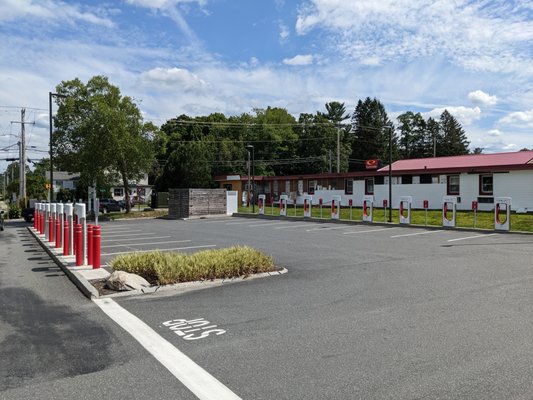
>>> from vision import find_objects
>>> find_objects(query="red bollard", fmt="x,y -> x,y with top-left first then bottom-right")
87,225 -> 93,266
75,223 -> 83,266
92,226 -> 101,269
63,221 -> 69,256
55,218 -> 61,248
49,217 -> 54,243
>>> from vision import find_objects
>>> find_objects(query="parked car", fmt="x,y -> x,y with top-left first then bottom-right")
98,198 -> 122,213
22,207 -> 34,222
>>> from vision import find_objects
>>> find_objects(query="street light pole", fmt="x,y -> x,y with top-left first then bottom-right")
49,92 -> 67,202
246,144 -> 255,213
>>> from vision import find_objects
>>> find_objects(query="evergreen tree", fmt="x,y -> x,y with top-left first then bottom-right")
438,110 -> 470,156
350,97 -> 396,170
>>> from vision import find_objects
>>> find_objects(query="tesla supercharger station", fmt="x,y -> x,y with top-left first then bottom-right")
258,194 -> 266,215
303,195 -> 312,218
331,195 -> 341,220
494,197 -> 511,231
45,203 -> 51,240
399,196 -> 412,225
279,194 -> 288,216
64,203 -> 74,255
74,203 -> 87,265
442,196 -> 457,227
362,195 -> 374,222
51,203 -> 58,242
35,203 -> 41,233
56,203 -> 64,248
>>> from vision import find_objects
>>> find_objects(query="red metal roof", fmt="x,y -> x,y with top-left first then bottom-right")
379,151 -> 533,174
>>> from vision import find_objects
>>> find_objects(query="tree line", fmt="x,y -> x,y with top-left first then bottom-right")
154,98 -> 471,190
2,76 -> 473,205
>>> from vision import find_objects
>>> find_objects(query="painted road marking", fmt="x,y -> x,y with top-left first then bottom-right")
103,232 -> 158,238
246,221 -> 293,228
306,226 -> 350,232
447,233 -> 497,242
274,224 -> 316,230
224,220 -> 261,225
162,318 -> 226,340
102,236 -> 172,243
390,230 -> 443,238
101,245 -> 217,256
102,240 -> 191,249
94,298 -> 241,400
343,227 -> 399,235
204,219 -> 233,224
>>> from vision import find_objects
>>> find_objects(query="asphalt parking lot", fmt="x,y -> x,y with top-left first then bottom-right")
95,216 -> 533,399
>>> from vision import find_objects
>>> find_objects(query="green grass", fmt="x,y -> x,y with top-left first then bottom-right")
239,205 -> 533,232
110,246 -> 277,285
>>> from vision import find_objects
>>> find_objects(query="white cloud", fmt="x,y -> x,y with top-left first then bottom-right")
424,106 -> 482,125
279,23 -> 290,41
138,67 -> 207,92
499,109 -> 533,127
283,54 -> 314,66
0,0 -> 114,27
487,129 -> 502,137
295,1 -> 533,75
125,0 -> 207,9
468,90 -> 498,106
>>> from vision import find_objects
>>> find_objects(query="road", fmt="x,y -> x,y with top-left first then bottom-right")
3,216 -> 533,399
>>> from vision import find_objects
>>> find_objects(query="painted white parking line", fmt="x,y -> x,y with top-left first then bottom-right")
274,223 -> 316,230
447,233 -> 497,242
102,236 -> 172,243
247,221 -> 293,228
93,298 -> 242,400
103,232 -> 157,238
306,225 -> 350,232
101,245 -> 217,256
102,240 -> 191,249
343,227 -> 399,235
204,219 -> 233,224
390,230 -> 443,238
224,220 -> 260,225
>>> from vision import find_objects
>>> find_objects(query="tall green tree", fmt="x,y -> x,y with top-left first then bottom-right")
53,76 -> 160,212
350,97 -> 396,170
397,111 -> 431,159
437,110 -> 470,156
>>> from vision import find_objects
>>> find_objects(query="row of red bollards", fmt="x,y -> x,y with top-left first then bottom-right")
34,207 -> 101,269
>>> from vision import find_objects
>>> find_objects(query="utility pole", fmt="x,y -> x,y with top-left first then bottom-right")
11,108 -> 33,207
336,126 -> 340,173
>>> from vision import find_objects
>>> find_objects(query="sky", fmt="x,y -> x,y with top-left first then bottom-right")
1,0 -> 532,172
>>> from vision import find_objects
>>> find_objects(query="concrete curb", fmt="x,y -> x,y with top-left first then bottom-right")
27,227 -> 100,299
27,226 -> 288,300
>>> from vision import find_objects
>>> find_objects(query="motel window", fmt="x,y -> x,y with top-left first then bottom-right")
365,178 -> 374,195
401,175 -> 413,184
345,179 -> 354,195
375,176 -> 384,185
447,175 -> 460,195
420,174 -> 432,184
273,180 -> 279,194
479,174 -> 493,195
113,188 -> 124,197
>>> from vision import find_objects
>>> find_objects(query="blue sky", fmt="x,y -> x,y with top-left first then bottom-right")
1,0 -> 532,172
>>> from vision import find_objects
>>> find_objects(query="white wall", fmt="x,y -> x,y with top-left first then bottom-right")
290,170 -> 533,211
374,183 -> 447,209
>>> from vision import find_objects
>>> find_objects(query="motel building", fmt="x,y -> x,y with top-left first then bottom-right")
215,150 -> 533,212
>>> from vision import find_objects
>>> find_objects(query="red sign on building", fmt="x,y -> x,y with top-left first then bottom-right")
365,159 -> 378,170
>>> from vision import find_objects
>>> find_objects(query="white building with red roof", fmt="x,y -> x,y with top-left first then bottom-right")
377,150 -> 533,212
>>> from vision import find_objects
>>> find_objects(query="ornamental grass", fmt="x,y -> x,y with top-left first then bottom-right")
110,246 -> 276,285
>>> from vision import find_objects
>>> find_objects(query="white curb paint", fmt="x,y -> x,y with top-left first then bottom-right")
93,298 -> 242,400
